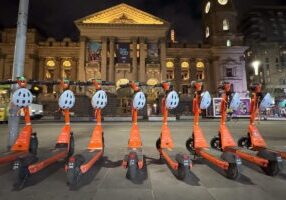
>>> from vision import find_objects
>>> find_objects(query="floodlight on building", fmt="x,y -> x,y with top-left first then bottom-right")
252,60 -> 260,76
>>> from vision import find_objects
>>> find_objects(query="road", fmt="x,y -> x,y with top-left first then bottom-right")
0,120 -> 286,200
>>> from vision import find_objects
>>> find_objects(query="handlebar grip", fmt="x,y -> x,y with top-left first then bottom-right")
101,81 -> 115,86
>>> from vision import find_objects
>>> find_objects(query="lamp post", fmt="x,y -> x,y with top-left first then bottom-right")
252,60 -> 260,83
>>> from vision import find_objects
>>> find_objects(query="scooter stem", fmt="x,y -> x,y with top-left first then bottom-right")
23,107 -> 31,125
64,109 -> 70,125
95,109 -> 102,125
132,108 -> 138,125
250,94 -> 258,125
162,98 -> 168,125
220,94 -> 228,125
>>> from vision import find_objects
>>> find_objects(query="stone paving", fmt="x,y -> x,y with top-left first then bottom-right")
0,120 -> 286,200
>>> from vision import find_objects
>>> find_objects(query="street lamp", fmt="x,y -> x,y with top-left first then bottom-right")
252,60 -> 260,76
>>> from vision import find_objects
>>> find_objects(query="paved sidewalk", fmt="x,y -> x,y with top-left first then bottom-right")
0,121 -> 286,200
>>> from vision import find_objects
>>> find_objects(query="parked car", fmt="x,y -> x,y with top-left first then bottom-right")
20,103 -> 44,119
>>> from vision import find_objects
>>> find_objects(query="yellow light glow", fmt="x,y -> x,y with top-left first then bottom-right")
147,78 -> 159,86
46,60 -> 55,67
116,78 -> 129,89
196,61 -> 205,68
181,61 -> 189,68
63,60 -> 71,67
82,4 -> 164,25
166,61 -> 174,68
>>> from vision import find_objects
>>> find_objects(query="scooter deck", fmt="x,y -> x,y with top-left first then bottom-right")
197,148 -> 229,170
0,151 -> 28,165
225,146 -> 268,167
79,149 -> 104,173
28,148 -> 68,174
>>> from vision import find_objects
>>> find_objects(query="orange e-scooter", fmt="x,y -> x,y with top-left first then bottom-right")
156,82 -> 192,180
66,80 -> 112,189
238,83 -> 286,160
185,81 -> 241,179
210,82 -> 283,176
13,80 -> 75,190
121,81 -> 146,180
0,77 -> 38,165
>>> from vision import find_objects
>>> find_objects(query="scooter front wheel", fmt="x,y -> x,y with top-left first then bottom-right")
185,137 -> 195,155
210,136 -> 221,150
156,138 -> 161,150
237,136 -> 250,148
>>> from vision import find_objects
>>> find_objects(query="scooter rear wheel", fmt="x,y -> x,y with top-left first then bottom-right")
126,152 -> 138,180
185,137 -> 195,155
67,155 -> 85,190
260,161 -> 280,176
29,132 -> 38,155
177,163 -> 190,180
225,163 -> 241,180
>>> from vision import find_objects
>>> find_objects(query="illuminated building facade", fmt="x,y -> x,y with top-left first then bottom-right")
0,2 -> 248,115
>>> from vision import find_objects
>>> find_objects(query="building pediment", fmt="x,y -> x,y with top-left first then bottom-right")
75,3 -> 168,26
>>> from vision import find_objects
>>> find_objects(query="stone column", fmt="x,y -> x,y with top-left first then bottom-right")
189,58 -> 197,82
71,58 -> 78,81
132,37 -> 138,80
160,38 -> 167,81
78,36 -> 86,81
108,37 -> 115,81
0,54 -> 5,80
210,56 -> 220,95
174,58 -> 181,92
139,37 -> 146,82
204,59 -> 211,91
101,37 -> 107,81
37,57 -> 44,80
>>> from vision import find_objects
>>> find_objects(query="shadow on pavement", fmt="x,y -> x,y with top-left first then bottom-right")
193,157 -> 255,185
145,155 -> 200,186
16,161 -> 65,190
69,156 -> 122,190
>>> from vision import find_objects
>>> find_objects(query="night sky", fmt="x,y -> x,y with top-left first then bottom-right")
0,0 -> 285,42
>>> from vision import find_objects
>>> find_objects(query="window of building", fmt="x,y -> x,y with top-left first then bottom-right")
226,68 -> 235,77
226,39 -> 232,47
265,58 -> 269,63
205,26 -> 210,38
181,70 -> 189,80
46,69 -> 54,79
167,70 -> 174,80
223,19 -> 230,31
266,64 -> 270,70
197,71 -> 204,80
63,70 -> 71,79
182,85 -> 189,94
276,57 -> 279,63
